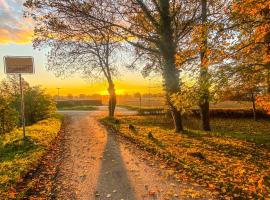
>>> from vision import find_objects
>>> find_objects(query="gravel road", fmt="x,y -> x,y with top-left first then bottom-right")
53,109 -> 214,200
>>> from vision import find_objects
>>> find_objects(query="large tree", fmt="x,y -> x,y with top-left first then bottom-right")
175,0 -> 230,130
24,0 -> 120,117
108,0 -> 199,132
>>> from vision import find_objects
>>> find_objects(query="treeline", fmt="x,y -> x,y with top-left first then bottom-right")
24,0 -> 269,132
0,76 -> 56,135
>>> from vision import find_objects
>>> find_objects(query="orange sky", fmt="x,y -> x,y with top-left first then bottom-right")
0,0 -> 163,96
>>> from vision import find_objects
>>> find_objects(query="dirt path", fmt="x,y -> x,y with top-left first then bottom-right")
53,111 -> 214,200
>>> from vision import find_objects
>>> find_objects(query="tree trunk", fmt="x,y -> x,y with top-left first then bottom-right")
159,0 -> 183,132
108,82 -> 116,118
161,54 -> 183,132
267,68 -> 270,94
251,90 -> 257,121
199,0 -> 211,131
162,63 -> 183,132
167,95 -> 183,132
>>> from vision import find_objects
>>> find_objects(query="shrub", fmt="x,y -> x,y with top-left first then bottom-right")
23,86 -> 56,125
0,76 -> 56,133
0,96 -> 19,135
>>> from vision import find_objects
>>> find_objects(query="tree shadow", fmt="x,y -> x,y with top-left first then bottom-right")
94,131 -> 136,200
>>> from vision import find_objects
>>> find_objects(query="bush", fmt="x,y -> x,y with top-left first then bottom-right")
0,96 -> 19,135
0,76 -> 56,133
23,86 -> 56,125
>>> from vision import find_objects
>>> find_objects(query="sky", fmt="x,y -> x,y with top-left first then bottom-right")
0,0 -> 162,96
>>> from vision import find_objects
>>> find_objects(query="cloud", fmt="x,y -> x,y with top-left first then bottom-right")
0,0 -> 33,44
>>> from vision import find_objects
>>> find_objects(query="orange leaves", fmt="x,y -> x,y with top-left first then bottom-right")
232,0 -> 269,17
175,50 -> 196,68
103,115 -> 270,199
255,24 -> 270,43
256,95 -> 270,114
232,0 -> 270,69
175,54 -> 185,66
8,191 -> 17,198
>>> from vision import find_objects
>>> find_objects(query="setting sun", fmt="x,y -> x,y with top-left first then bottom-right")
99,89 -> 126,96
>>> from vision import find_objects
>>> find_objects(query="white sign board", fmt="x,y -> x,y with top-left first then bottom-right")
4,56 -> 34,74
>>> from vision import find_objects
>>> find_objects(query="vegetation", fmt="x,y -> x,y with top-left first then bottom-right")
0,116 -> 62,198
25,0 -> 270,132
57,105 -> 97,111
101,115 -> 270,199
0,76 -> 56,135
0,97 -> 19,135
23,87 -> 56,125
56,99 -> 101,111
24,0 -> 121,118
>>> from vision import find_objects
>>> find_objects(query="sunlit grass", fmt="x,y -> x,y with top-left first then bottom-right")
0,116 -> 62,197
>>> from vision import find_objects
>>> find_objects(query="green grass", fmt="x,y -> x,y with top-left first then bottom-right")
0,117 -> 62,197
101,115 -> 270,198
57,105 -> 97,111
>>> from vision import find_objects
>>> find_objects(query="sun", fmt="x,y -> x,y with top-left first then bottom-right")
99,89 -> 126,95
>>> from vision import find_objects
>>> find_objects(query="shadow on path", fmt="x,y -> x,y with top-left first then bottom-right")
95,131 -> 136,200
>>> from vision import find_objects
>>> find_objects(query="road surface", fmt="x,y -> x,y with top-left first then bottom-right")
53,108 -> 214,200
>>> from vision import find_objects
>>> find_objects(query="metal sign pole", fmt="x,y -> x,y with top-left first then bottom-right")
19,74 -> 26,140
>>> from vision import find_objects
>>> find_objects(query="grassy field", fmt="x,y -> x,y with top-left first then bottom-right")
0,115 -> 62,198
57,105 -> 97,111
118,100 -> 254,110
115,96 -> 166,108
101,115 -> 270,199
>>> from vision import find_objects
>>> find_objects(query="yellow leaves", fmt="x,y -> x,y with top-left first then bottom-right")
221,187 -> 227,193
179,188 -> 203,198
103,115 -> 270,199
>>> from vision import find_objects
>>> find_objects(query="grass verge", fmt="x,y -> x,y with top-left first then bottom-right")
57,105 -> 97,111
0,116 -> 62,198
100,115 -> 270,199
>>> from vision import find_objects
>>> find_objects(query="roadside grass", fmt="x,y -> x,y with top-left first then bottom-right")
101,115 -> 270,199
0,117 -> 62,197
57,105 -> 97,111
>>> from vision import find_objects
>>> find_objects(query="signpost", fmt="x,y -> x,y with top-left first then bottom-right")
3,56 -> 34,141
